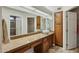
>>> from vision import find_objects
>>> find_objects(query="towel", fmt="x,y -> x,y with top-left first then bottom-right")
2,19 -> 9,44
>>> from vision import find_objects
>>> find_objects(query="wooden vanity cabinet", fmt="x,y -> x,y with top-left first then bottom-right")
34,37 -> 50,53
34,43 -> 43,53
47,35 -> 53,48
34,34 -> 54,53
42,34 -> 54,52
42,37 -> 50,52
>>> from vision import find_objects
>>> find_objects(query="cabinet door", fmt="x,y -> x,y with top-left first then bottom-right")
43,38 -> 49,52
48,35 -> 53,47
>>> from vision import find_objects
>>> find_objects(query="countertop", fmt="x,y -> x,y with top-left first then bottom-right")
2,32 -> 54,52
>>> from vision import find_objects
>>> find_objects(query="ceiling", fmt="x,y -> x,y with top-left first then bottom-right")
5,6 -> 75,20
32,6 -> 62,15
44,6 -> 62,11
32,6 -> 52,15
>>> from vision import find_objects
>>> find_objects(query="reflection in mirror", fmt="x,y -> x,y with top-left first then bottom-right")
27,17 -> 35,33
46,18 -> 51,31
36,16 -> 41,31
41,17 -> 46,31
41,17 -> 52,33
10,16 -> 22,36
9,15 -> 52,39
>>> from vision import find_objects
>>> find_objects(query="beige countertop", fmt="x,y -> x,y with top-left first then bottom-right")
2,32 -> 54,52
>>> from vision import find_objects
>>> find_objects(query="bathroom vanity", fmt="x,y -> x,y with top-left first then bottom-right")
2,32 -> 54,53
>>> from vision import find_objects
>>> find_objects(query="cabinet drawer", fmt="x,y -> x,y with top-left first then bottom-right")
6,44 -> 31,53
31,39 -> 42,47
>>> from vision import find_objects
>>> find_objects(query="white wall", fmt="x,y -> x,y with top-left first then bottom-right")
16,17 -> 22,35
63,11 -> 67,49
0,7 -> 2,52
51,12 -> 54,31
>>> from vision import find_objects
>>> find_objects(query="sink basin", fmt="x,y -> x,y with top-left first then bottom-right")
42,30 -> 50,34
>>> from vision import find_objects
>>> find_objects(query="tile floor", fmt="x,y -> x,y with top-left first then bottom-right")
48,46 -> 79,53
25,46 -> 79,53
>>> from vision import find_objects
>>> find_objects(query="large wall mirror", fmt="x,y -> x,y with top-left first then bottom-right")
9,15 -> 52,37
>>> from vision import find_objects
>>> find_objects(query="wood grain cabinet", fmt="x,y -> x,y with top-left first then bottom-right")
34,34 -> 54,53
48,35 -> 53,48
34,37 -> 49,53
42,37 -> 50,52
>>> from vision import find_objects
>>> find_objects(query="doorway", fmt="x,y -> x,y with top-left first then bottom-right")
69,7 -> 79,47
27,17 -> 35,33
54,11 -> 63,46
66,12 -> 77,49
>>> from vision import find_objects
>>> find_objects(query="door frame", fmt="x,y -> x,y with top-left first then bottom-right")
54,11 -> 63,47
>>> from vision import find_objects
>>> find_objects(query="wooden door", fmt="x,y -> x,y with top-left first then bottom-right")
55,11 -> 63,46
36,16 -> 40,30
